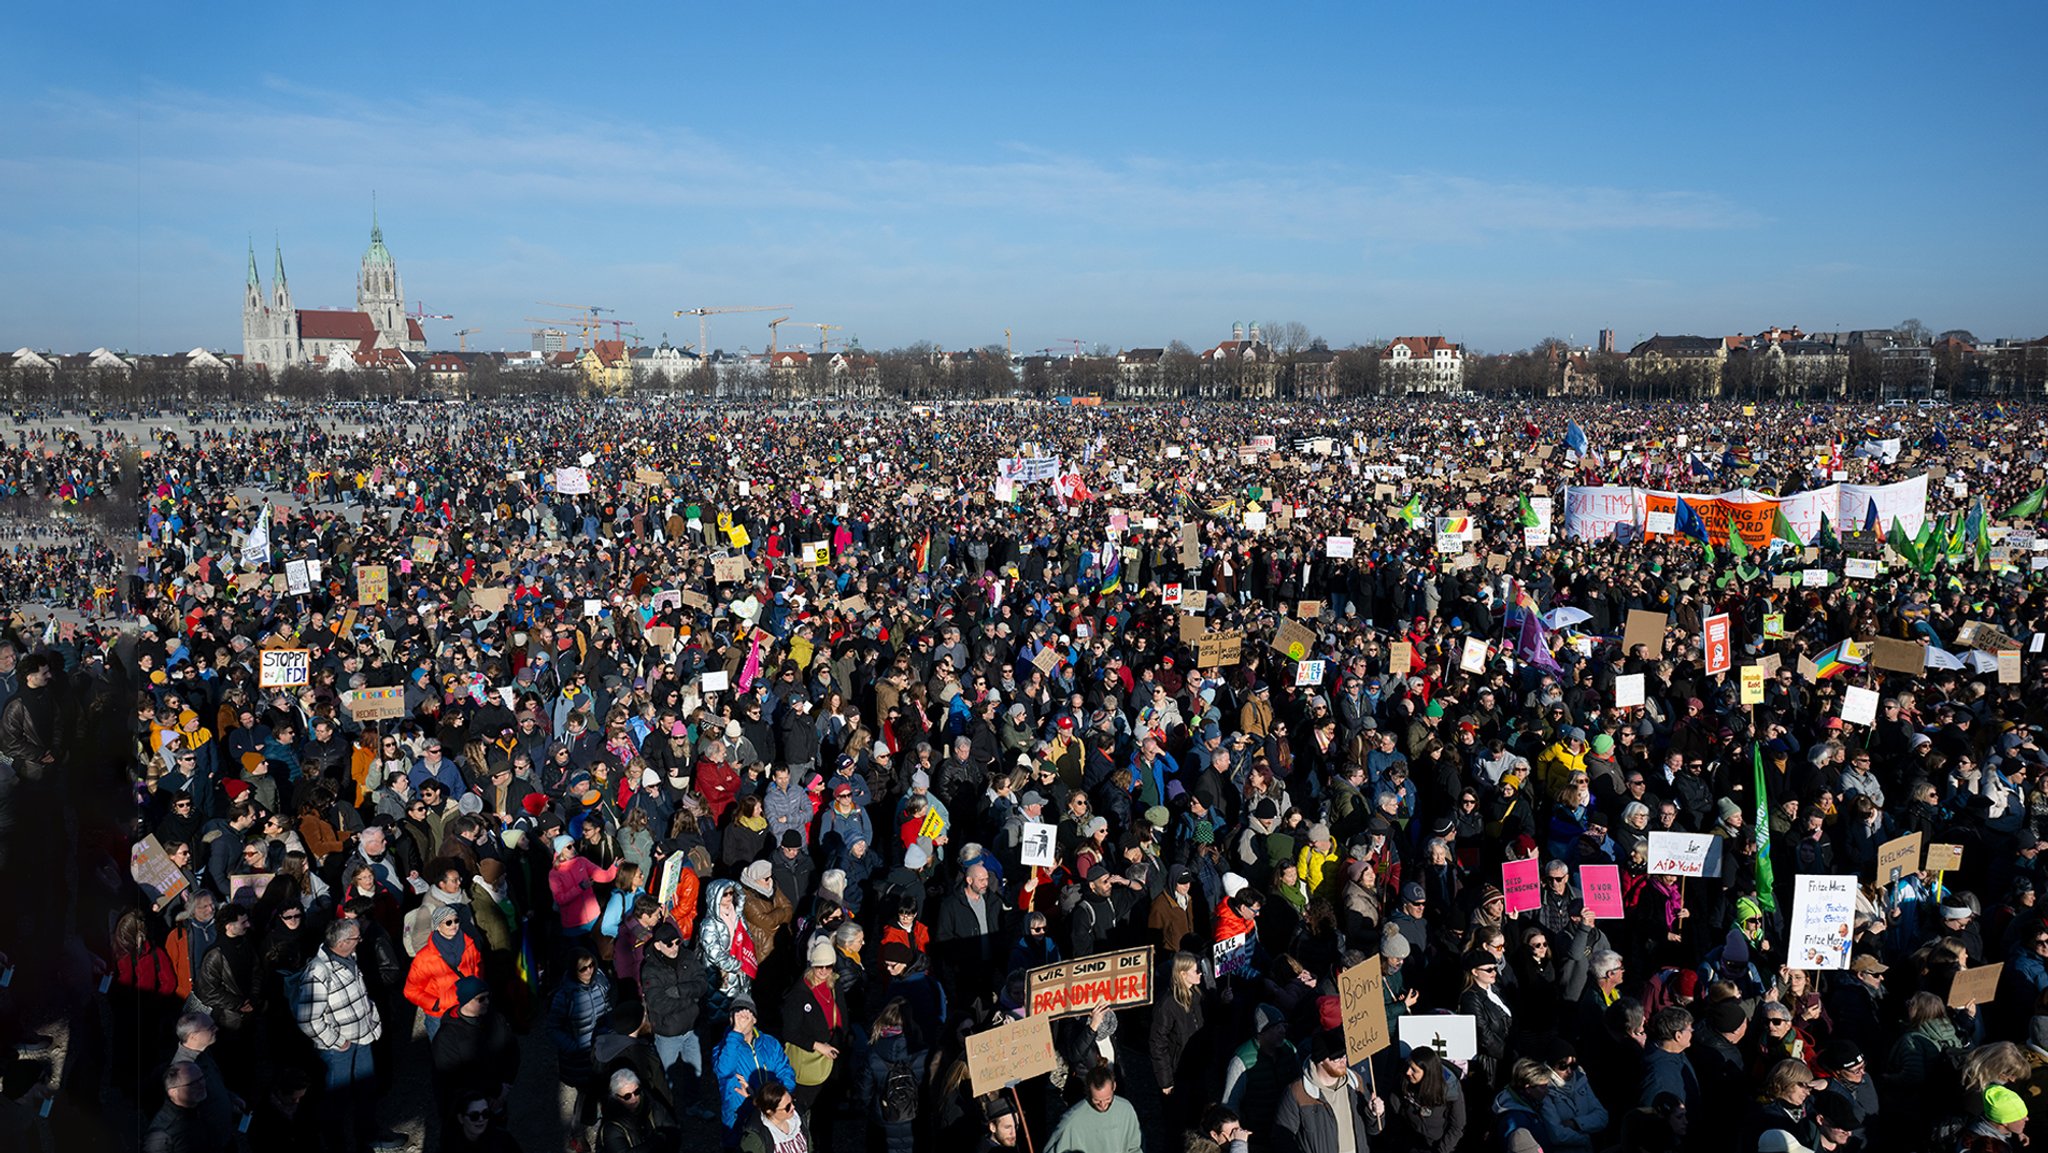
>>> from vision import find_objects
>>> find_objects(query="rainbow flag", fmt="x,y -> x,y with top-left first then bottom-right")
1099,549 -> 1122,596
1812,639 -> 1864,679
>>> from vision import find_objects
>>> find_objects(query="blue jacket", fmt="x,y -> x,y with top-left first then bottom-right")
547,971 -> 613,1088
713,1027 -> 795,1129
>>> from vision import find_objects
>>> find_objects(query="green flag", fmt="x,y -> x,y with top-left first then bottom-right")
1397,495 -> 1422,527
1816,512 -> 1839,551
1888,517 -> 1920,570
2004,484 -> 2045,520
1753,743 -> 1776,913
1517,493 -> 1540,528
1770,507 -> 1802,548
1726,525 -> 1750,562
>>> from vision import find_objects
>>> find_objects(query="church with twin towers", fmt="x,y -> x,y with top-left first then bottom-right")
242,210 -> 426,374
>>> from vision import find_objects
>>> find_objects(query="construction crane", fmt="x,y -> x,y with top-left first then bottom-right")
788,322 -> 844,353
1056,338 -> 1085,357
452,328 -> 480,351
405,303 -> 453,323
765,316 -> 791,354
1004,328 -> 1013,361
535,302 -> 615,350
597,319 -> 638,342
670,305 -> 790,360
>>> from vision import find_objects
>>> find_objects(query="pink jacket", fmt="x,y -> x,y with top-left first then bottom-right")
549,855 -> 620,930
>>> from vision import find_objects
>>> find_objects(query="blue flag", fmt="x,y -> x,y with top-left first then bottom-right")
1674,496 -> 1711,545
1862,499 -> 1878,534
1565,420 -> 1590,458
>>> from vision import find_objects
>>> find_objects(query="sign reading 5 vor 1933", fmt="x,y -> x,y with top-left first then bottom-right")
1026,947 -> 1153,1017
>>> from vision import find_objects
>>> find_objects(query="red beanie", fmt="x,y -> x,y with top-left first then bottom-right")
1317,994 -> 1342,1031
521,793 -> 548,816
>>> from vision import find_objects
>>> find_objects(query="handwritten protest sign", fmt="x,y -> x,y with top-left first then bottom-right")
1877,832 -> 1923,885
356,564 -> 388,604
1338,956 -> 1390,1064
1647,831 -> 1713,877
259,648 -> 310,688
1213,932 -> 1255,978
1949,962 -> 2002,1010
130,836 -> 188,903
1740,666 -> 1765,705
1271,617 -> 1317,662
1788,874 -> 1857,971
1614,673 -> 1645,709
1924,843 -> 1964,873
342,686 -> 405,722
1026,948 -> 1154,1017
965,1013 -> 1057,1095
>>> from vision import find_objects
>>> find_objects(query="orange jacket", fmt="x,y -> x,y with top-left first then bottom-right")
404,934 -> 483,1017
665,865 -> 701,942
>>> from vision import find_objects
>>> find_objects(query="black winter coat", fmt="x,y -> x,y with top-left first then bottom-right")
638,946 -> 708,1038
430,1009 -> 520,1105
1148,988 -> 1205,1092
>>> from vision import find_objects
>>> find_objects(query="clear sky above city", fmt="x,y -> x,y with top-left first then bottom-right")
4,2 -> 2045,357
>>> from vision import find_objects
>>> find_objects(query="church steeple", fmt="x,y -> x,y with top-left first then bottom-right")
273,238 -> 287,288
247,240 -> 260,289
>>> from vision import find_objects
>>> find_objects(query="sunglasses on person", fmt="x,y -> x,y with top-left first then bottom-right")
461,1110 -> 490,1122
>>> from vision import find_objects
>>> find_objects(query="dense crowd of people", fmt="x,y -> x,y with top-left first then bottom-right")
0,396 -> 2044,1153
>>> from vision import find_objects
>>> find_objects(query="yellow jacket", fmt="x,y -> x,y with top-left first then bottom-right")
1298,843 -> 1339,898
1535,741 -> 1587,797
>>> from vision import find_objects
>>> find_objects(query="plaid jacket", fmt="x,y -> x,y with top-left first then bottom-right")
295,946 -> 383,1051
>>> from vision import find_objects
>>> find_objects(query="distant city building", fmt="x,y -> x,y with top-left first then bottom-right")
633,343 -> 701,386
1626,335 -> 1726,397
1200,323 -> 1278,399
1379,336 -> 1463,394
534,328 -> 569,353
242,213 -> 426,374
1598,329 -> 1615,354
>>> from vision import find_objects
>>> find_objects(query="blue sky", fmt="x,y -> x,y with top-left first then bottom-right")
4,2 -> 2045,356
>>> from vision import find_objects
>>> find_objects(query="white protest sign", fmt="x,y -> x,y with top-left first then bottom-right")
1459,637 -> 1487,674
1020,821 -> 1058,869
1788,874 -> 1857,971
284,559 -> 311,595
1296,659 -> 1327,687
1614,672 -> 1645,708
555,467 -> 591,495
1647,830 -> 1714,877
1644,510 -> 1677,535
258,648 -> 310,688
1802,568 -> 1830,587
1845,558 -> 1880,580
1326,536 -> 1355,559
700,670 -> 731,693
1396,1014 -> 1479,1062
1840,685 -> 1880,727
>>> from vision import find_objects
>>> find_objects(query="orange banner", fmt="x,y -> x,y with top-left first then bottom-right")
1642,494 -> 1778,548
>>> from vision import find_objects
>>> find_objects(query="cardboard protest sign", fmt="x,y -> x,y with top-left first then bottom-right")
1213,932 -> 1256,978
1180,616 -> 1208,645
1338,956 -> 1390,1064
2000,650 -> 2022,684
634,467 -> 666,489
1647,831 -> 1714,877
1623,610 -> 1667,655
1297,600 -> 1323,621
130,836 -> 188,903
1502,858 -> 1540,915
1949,962 -> 2002,1010
1031,647 -> 1060,676
411,536 -> 439,564
1271,617 -> 1318,662
1924,843 -> 1964,873
1957,620 -> 2020,651
1020,821 -> 1058,868
965,1013 -> 1058,1095
1870,638 -> 1924,675
1389,642 -> 1414,675
1877,832 -> 1923,885
357,565 -> 389,604
1026,948 -> 1153,1017
471,587 -> 511,613
1197,632 -> 1244,668
1580,864 -> 1623,918
342,686 -> 406,722
1788,874 -> 1857,971
1397,1015 -> 1478,1063
712,555 -> 748,582
645,626 -> 677,651
259,648 -> 310,688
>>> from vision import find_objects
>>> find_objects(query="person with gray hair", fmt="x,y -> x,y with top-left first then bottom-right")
295,915 -> 391,1149
170,1010 -> 237,1151
143,1061 -> 208,1153
596,1065 -> 679,1152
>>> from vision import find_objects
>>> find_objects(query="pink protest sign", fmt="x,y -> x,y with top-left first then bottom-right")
1580,864 -> 1624,919
1502,858 -> 1541,916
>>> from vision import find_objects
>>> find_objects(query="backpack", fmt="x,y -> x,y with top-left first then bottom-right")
879,1058 -> 920,1124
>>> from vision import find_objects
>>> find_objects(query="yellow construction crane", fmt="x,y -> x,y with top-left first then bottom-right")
788,322 -> 844,352
532,302 -> 615,350
452,328 -> 480,351
765,316 -> 791,355
671,305 -> 790,359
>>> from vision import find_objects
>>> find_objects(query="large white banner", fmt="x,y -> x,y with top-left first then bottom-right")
1788,874 -> 1857,971
997,456 -> 1062,484
1562,475 -> 1928,543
